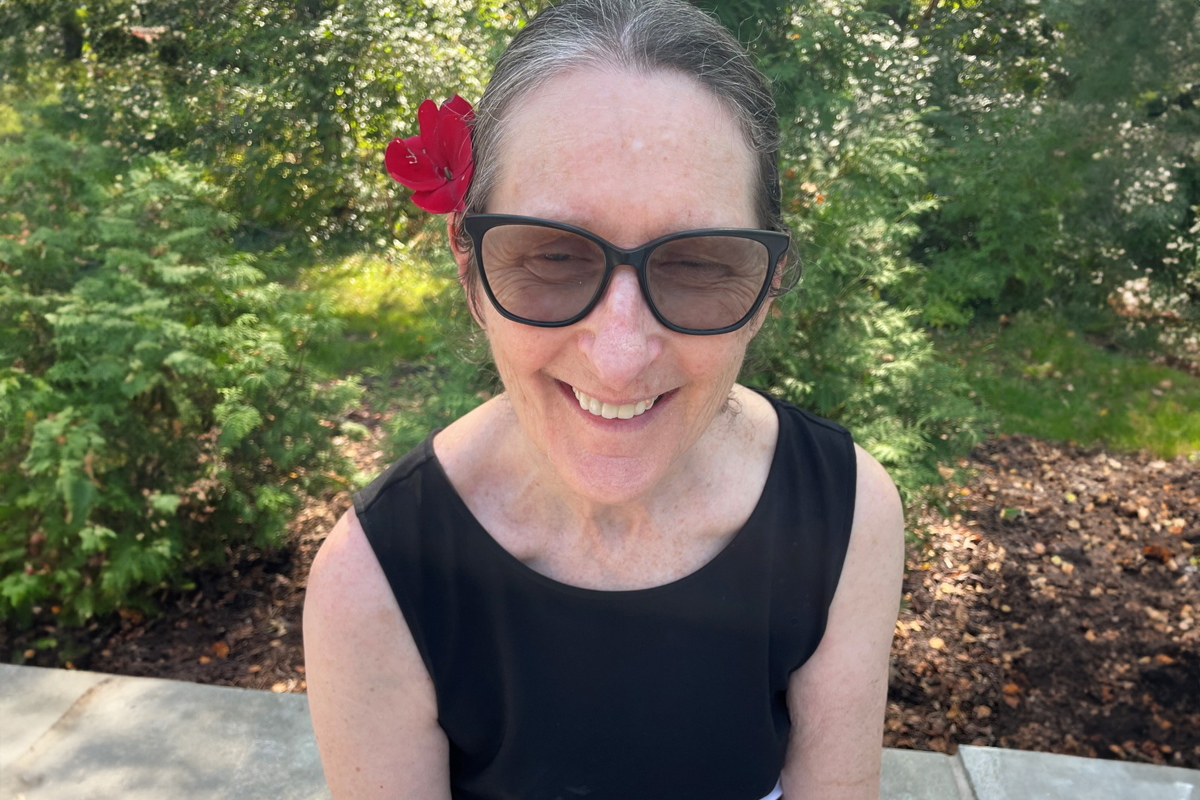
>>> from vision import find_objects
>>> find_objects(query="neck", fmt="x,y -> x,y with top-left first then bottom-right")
499,387 -> 753,546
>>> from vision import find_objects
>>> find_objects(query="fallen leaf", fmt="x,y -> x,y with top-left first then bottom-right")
929,636 -> 946,651
211,641 -> 230,658
1143,545 -> 1173,563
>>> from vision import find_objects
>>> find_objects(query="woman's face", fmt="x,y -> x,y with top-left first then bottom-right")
462,67 -> 765,505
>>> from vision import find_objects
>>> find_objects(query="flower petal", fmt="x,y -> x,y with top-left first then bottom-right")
451,161 -> 473,212
444,94 -> 474,123
438,113 -> 472,177
418,99 -> 450,168
411,182 -> 460,214
385,136 -> 443,191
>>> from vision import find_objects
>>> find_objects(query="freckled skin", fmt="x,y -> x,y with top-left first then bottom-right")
465,68 -> 765,513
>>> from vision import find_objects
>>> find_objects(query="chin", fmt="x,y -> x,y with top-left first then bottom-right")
550,449 -> 666,506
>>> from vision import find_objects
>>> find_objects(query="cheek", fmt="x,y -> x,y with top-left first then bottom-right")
484,319 -> 561,389
681,339 -> 751,388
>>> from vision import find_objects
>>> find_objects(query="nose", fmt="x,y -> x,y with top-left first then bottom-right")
578,265 -> 663,391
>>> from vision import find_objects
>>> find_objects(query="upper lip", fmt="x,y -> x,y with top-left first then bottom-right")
566,383 -> 663,405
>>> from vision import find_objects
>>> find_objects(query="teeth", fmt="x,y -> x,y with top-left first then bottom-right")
572,387 -> 658,419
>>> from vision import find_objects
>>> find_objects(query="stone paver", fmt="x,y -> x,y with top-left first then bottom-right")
1,666 -> 329,800
5,664 -> 1200,799
0,662 -> 109,772
881,748 -> 973,800
958,745 -> 1199,800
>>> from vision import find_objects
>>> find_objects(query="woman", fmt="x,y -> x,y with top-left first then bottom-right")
303,1 -> 904,798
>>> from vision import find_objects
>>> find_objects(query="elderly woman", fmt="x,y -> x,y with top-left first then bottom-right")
303,0 -> 904,798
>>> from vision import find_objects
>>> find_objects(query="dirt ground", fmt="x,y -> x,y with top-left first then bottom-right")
5,418 -> 1199,769
887,435 -> 1199,768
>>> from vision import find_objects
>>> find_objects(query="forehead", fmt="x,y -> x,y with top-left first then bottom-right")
488,68 -> 758,244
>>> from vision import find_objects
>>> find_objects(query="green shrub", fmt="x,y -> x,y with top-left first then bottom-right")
912,0 -> 1200,326
1,0 -> 520,244
0,125 -> 360,626
736,0 -> 986,499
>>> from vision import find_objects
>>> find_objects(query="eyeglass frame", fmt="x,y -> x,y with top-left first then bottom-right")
461,214 -> 791,336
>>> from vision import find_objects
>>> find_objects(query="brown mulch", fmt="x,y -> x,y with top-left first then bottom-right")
5,421 -> 1199,768
887,435 -> 1199,769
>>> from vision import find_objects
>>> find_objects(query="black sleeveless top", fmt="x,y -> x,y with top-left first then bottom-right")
354,395 -> 857,800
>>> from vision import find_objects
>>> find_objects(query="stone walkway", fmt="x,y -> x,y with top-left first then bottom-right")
1,663 -> 1196,799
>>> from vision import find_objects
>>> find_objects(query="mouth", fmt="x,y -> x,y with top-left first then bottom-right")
570,385 -> 663,420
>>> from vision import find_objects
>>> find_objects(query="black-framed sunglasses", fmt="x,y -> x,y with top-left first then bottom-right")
462,214 -> 790,335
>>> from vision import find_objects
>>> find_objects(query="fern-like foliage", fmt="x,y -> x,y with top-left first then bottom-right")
0,128 -> 360,626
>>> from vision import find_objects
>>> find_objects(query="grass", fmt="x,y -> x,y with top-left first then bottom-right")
300,246 -> 462,377
944,312 -> 1200,459
299,244 -> 495,460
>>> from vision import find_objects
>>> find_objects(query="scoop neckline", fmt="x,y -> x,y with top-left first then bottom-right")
421,392 -> 788,599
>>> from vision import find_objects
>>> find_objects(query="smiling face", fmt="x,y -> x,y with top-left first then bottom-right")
458,67 -> 766,506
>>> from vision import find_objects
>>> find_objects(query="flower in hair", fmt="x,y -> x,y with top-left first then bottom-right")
385,95 -> 474,214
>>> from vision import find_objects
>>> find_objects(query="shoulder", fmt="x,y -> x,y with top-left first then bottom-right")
779,443 -> 903,798
304,508 -> 429,701
851,443 -> 904,553
838,443 -> 905,617
303,507 -> 451,798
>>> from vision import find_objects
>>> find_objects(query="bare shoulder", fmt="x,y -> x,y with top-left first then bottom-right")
303,507 -> 450,799
780,444 -> 904,800
850,443 -> 905,564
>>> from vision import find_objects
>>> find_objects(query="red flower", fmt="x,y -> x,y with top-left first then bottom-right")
385,95 -> 474,214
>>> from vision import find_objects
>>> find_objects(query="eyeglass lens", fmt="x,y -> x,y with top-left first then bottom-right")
478,225 -> 771,331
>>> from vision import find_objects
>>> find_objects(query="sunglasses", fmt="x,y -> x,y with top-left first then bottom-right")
462,214 -> 790,335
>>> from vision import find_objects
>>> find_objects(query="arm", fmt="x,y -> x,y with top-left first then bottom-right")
779,444 -> 905,800
303,507 -> 451,800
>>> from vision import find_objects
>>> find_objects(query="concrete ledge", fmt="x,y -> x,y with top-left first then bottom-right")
2,664 -> 1196,799
0,661 -> 109,773
881,748 -> 974,799
0,664 -> 327,800
959,744 -> 1198,800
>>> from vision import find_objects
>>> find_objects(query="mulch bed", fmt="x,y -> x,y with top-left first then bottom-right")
5,423 -> 1199,769
887,435 -> 1199,769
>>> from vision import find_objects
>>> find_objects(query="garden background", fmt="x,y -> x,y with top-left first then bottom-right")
1,0 -> 1198,768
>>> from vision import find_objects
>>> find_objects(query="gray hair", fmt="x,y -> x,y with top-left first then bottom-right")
453,0 -> 798,304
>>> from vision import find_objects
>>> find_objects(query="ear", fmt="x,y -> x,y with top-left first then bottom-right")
746,254 -> 787,338
446,213 -> 487,329
446,213 -> 472,285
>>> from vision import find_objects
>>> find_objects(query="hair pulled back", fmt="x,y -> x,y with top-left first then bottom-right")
456,0 -> 797,299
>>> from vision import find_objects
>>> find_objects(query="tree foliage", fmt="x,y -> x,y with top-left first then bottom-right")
1,0 -> 1197,625
0,125 -> 359,625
